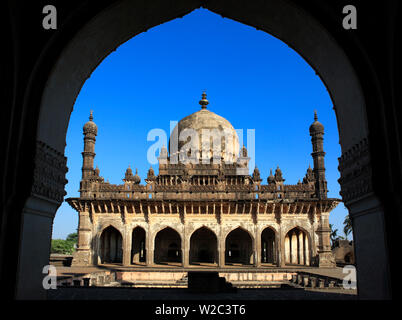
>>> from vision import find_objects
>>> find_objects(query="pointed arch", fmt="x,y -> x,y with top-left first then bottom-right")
189,226 -> 218,265
261,226 -> 277,264
98,223 -> 123,237
131,226 -> 146,264
154,227 -> 182,264
284,226 -> 310,266
225,226 -> 254,265
99,225 -> 123,264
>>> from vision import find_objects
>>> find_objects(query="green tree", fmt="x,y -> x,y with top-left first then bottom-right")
343,215 -> 353,240
51,239 -> 75,254
51,232 -> 78,254
66,232 -> 78,243
330,224 -> 347,249
330,224 -> 338,248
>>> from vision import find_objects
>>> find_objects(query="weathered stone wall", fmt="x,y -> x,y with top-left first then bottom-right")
71,211 -> 332,268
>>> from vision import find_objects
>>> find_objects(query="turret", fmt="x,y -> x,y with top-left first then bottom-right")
146,166 -> 156,181
274,166 -> 285,185
81,110 -> 97,180
267,169 -> 275,184
158,145 -> 168,166
302,164 -> 315,185
124,166 -> 141,184
252,165 -> 262,183
309,111 -> 328,198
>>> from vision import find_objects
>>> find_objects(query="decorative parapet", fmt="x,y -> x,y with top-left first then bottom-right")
31,140 -> 68,203
338,138 -> 373,205
66,198 -> 339,217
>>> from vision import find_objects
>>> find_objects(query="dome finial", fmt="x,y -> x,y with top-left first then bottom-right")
199,91 -> 209,109
309,110 -> 324,134
89,110 -> 94,121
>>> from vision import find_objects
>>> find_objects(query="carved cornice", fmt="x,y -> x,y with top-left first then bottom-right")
338,138 -> 373,204
31,141 -> 68,203
66,198 -> 339,218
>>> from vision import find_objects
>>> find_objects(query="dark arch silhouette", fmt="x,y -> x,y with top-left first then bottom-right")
154,227 -> 182,264
189,227 -> 218,265
4,1 -> 394,300
225,227 -> 253,265
99,226 -> 123,264
131,226 -> 146,264
261,227 -> 276,264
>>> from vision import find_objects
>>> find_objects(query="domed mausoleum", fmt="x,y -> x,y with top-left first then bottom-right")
169,92 -> 240,164
67,93 -> 340,270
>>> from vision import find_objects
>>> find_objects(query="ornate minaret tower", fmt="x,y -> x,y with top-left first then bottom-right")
73,111 -> 98,265
309,111 -> 328,199
81,110 -> 98,180
310,111 -> 335,267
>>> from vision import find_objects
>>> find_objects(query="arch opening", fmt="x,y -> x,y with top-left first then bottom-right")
261,227 -> 276,264
154,227 -> 182,265
284,227 -> 309,266
99,226 -> 123,264
131,226 -> 146,264
189,227 -> 218,265
19,0 -> 390,300
225,228 -> 253,265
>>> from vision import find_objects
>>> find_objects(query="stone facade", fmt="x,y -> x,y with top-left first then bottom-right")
332,240 -> 355,265
67,93 -> 339,268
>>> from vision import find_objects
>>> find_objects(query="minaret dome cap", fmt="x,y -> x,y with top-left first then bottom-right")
309,110 -> 324,134
83,110 -> 98,135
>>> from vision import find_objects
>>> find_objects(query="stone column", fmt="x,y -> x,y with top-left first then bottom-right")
284,234 -> 290,266
278,226 -> 284,267
316,212 -> 335,267
182,240 -> 189,267
146,230 -> 154,266
305,233 -> 310,266
291,232 -> 298,264
122,227 -> 132,266
255,228 -> 261,267
72,211 -> 92,266
16,141 -> 68,299
182,225 -> 189,267
218,233 -> 225,267
298,232 -> 304,265
338,138 -> 391,298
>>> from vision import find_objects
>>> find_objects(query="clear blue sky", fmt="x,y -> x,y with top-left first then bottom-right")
52,8 -> 349,240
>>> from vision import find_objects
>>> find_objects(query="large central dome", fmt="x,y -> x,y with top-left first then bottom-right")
169,93 -> 240,163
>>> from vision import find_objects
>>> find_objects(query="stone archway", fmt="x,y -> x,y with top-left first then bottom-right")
99,226 -> 123,264
14,0 -> 391,299
261,227 -> 276,264
189,227 -> 218,265
131,226 -> 146,264
284,227 -> 309,266
225,227 -> 253,265
154,227 -> 182,264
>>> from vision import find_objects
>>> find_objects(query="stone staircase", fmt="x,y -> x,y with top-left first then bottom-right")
118,274 -> 189,288
289,272 -> 346,289
56,268 -> 354,291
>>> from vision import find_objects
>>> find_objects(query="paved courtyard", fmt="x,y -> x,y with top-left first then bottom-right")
49,264 -> 357,300
47,286 -> 357,300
